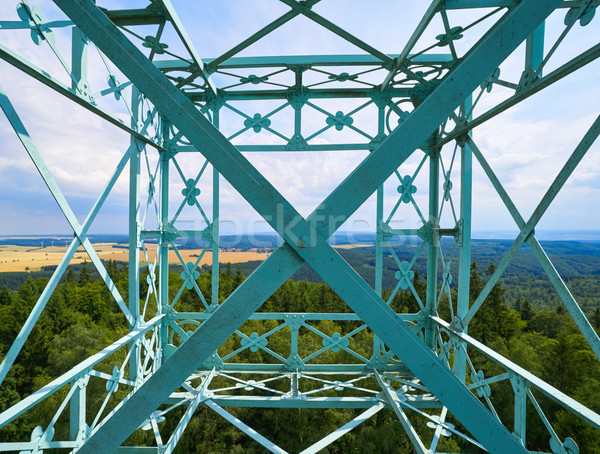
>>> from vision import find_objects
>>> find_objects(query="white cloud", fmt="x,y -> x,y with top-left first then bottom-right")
0,1 -> 598,236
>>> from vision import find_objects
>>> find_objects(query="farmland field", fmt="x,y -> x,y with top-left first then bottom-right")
0,243 -> 269,272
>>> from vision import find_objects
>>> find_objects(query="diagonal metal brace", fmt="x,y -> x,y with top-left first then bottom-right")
375,372 -> 430,454
463,130 -> 600,361
462,116 -> 600,329
0,84 -> 135,386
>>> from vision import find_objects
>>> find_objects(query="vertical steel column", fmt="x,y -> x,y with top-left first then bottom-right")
159,118 -> 171,362
374,186 -> 384,358
374,103 -> 386,299
425,137 -> 440,348
292,68 -> 304,148
71,27 -> 88,94
526,23 -> 545,74
454,97 -> 473,381
512,377 -> 528,445
128,88 -> 142,382
374,103 -> 385,357
69,378 -> 86,442
375,190 -> 384,298
211,108 -> 220,307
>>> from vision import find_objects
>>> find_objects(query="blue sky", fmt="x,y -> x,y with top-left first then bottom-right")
0,1 -> 598,237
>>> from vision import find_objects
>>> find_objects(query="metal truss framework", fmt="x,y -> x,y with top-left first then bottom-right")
0,0 -> 599,452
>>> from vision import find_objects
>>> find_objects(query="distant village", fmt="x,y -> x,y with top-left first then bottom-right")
218,247 -> 274,253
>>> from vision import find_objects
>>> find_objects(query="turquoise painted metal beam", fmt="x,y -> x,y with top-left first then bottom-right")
69,379 -> 86,443
205,400 -> 288,454
170,311 -> 419,321
0,441 -> 78,451
206,0 -> 321,69
0,19 -> 72,29
155,53 -> 453,71
446,0 -> 517,7
165,394 -> 441,409
0,42 -> 162,151
71,26 -> 88,92
0,315 -> 163,429
374,101 -> 385,357
381,0 -> 444,90
179,144 -> 379,152
454,97 -> 473,382
434,316 -> 600,431
128,88 -> 143,382
425,139 -> 440,348
298,404 -> 384,454
449,1 -> 582,9
188,87 -> 413,102
0,84 -> 135,386
211,110 -> 220,307
511,375 -> 527,445
194,363 -> 405,374
439,41 -> 600,147
464,133 -> 600,361
159,124 -> 171,362
526,23 -> 545,73
461,117 -> 600,340
52,1 -> 559,452
375,372 -> 429,454
158,0 -> 216,94
104,8 -> 165,26
278,0 -> 392,64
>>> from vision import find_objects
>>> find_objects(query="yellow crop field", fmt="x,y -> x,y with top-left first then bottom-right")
0,243 -> 269,272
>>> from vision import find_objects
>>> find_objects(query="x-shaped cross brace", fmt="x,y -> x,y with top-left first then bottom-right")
463,129 -> 600,359
0,85 -> 145,385
53,0 -> 561,452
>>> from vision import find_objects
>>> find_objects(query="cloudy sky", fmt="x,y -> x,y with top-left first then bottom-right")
0,1 -> 598,238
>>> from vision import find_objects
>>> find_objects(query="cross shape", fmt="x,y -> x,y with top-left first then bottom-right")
0,85 -> 148,385
53,0 -> 562,452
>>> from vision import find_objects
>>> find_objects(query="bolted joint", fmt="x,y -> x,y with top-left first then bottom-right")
509,373 -> 530,397
202,92 -> 227,112
286,88 -> 309,109
378,222 -> 393,242
74,79 -> 94,102
284,313 -> 306,331
161,138 -> 178,157
450,316 -> 464,331
410,79 -> 443,108
161,222 -> 180,243
456,132 -> 469,148
455,219 -> 464,245
516,67 -> 540,93
284,354 -> 305,372
423,136 -> 440,156
370,89 -> 391,109
286,133 -> 308,151
418,222 -> 439,243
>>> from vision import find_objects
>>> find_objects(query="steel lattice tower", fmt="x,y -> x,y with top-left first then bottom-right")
0,0 -> 599,453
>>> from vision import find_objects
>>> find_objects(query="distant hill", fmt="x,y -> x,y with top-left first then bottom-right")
1,233 -> 599,312
0,234 -> 129,247
2,230 -> 599,248
224,238 -> 600,313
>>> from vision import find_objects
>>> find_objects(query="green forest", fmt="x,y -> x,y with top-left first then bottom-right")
0,258 -> 600,453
